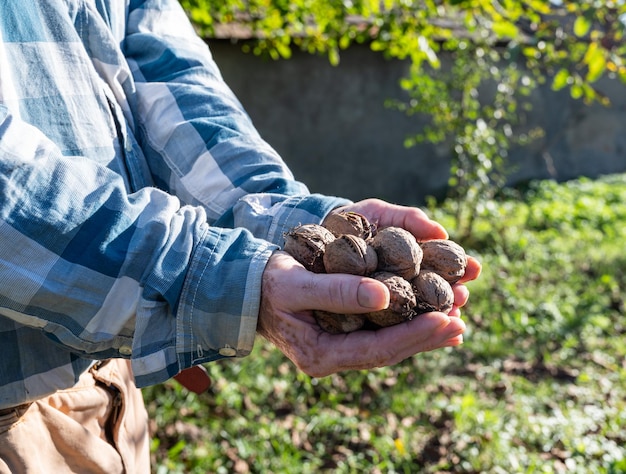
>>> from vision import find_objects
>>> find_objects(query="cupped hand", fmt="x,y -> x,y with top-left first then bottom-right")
257,252 -> 468,377
257,198 -> 481,377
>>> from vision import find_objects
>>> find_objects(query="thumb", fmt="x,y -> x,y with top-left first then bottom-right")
304,273 -> 391,314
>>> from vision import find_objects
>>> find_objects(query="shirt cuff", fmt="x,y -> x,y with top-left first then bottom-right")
175,226 -> 277,370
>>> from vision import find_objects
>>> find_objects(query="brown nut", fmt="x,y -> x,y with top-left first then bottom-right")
323,210 -> 376,240
314,310 -> 365,334
411,270 -> 454,314
370,227 -> 423,280
323,234 -> 378,276
365,272 -> 416,328
283,224 -> 335,273
420,239 -> 468,284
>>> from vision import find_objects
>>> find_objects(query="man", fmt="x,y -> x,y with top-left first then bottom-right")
0,0 -> 480,472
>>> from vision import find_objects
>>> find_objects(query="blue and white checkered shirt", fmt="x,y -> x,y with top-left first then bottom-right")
0,0 -> 349,409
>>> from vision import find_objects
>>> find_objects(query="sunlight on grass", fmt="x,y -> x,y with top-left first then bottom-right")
146,174 -> 626,474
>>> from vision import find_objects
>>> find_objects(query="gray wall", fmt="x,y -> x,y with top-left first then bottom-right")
208,40 -> 626,205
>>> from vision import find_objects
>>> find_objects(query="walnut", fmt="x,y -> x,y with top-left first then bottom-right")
411,270 -> 454,314
323,210 -> 376,240
283,224 -> 335,273
370,227 -> 422,280
323,234 -> 378,276
420,239 -> 467,284
365,272 -> 416,328
314,310 -> 365,334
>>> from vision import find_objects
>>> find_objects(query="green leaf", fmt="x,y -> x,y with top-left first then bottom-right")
582,82 -> 597,102
492,20 -> 519,39
167,440 -> 186,459
586,54 -> 606,83
571,83 -> 583,99
328,48 -> 340,66
574,16 -> 591,37
552,68 -> 570,91
583,42 -> 606,83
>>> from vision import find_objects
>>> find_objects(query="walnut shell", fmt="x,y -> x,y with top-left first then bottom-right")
420,239 -> 468,284
323,234 -> 378,276
365,272 -> 416,328
411,270 -> 454,314
314,310 -> 365,334
370,227 -> 423,280
323,211 -> 376,240
283,224 -> 335,273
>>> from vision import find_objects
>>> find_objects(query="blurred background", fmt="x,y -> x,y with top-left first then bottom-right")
209,42 -> 626,205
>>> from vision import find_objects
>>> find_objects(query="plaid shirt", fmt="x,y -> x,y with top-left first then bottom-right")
0,0 -> 348,409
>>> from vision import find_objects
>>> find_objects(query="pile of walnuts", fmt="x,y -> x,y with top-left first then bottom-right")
282,211 -> 468,334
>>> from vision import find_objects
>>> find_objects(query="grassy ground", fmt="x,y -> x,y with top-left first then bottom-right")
144,174 -> 626,474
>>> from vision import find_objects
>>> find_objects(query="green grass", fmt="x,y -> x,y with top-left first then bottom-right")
144,174 -> 626,474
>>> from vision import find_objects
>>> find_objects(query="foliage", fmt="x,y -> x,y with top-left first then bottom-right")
181,0 -> 626,96
181,0 -> 626,236
146,174 -> 626,473
389,40 -> 545,239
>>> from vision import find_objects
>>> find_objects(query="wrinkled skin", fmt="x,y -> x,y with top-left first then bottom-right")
257,198 -> 482,378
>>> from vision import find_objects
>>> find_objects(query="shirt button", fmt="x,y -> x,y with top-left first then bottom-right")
119,345 -> 132,356
218,346 -> 237,357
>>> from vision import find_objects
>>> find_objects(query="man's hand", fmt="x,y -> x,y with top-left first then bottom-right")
256,198 -> 481,377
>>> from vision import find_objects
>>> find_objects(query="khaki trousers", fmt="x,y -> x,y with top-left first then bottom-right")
0,359 -> 150,474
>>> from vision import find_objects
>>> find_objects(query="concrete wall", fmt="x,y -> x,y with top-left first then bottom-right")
208,40 -> 626,206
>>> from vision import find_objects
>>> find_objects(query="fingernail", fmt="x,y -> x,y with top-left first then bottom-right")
434,221 -> 449,239
357,280 -> 388,309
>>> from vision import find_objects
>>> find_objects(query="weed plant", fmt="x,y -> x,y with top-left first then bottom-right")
145,174 -> 626,474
